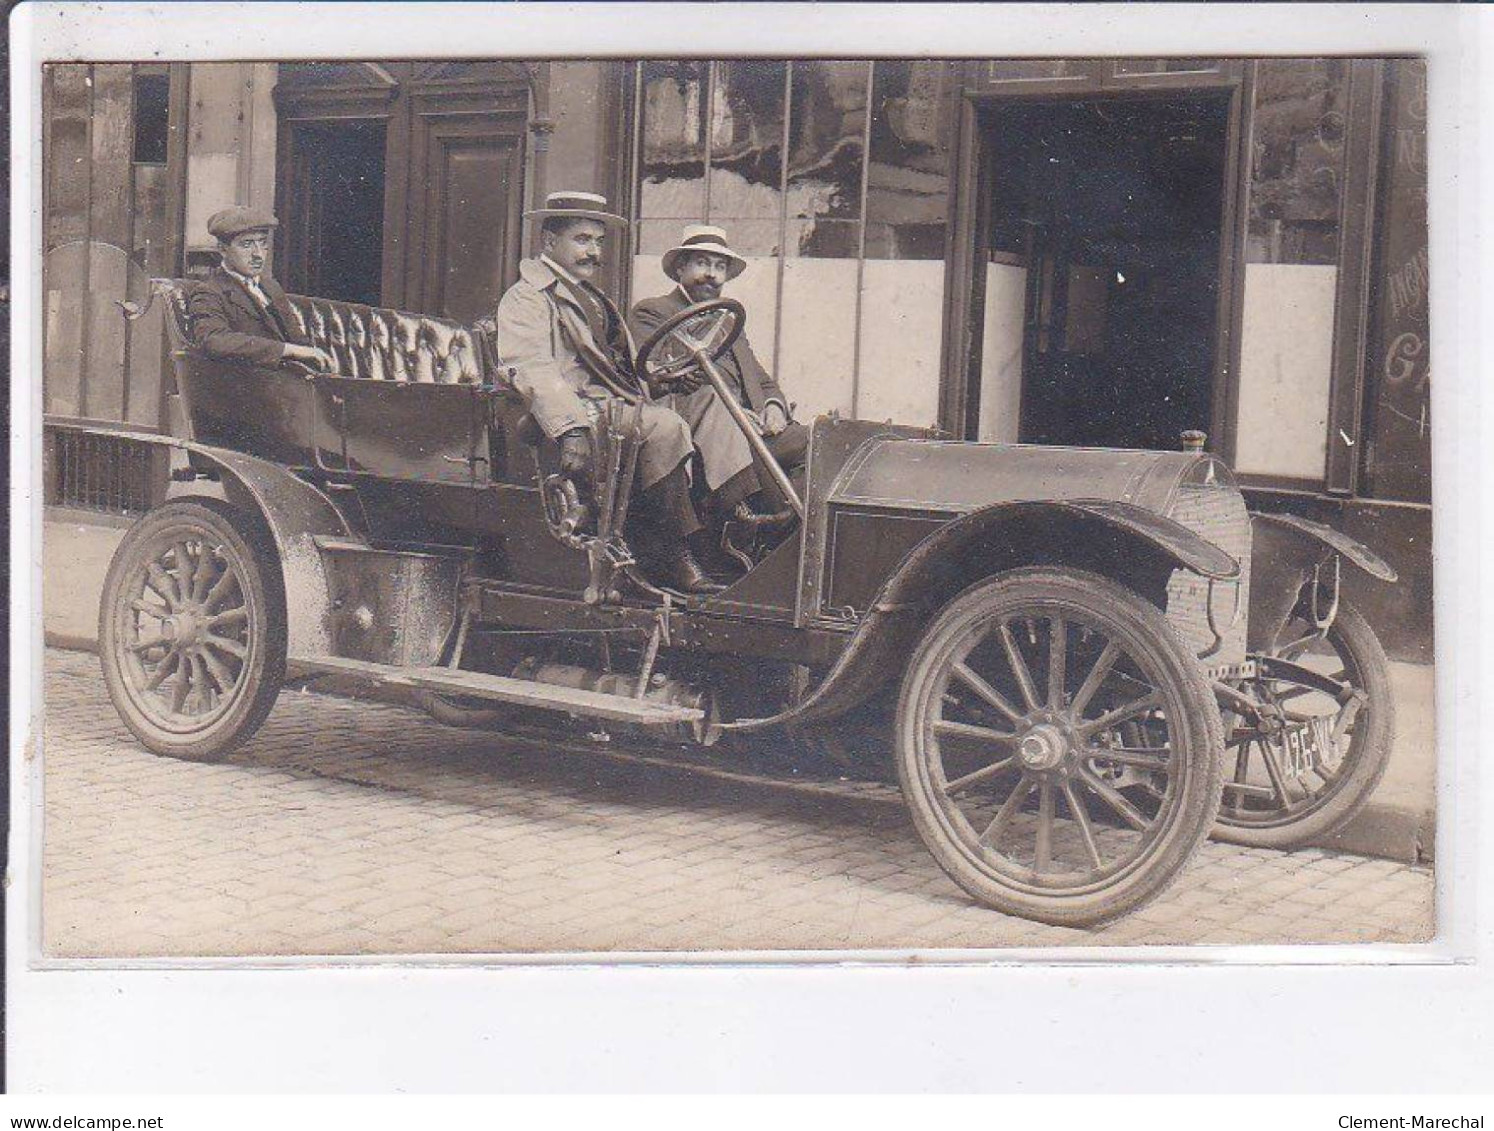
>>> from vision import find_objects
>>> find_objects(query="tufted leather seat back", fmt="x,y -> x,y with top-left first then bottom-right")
284,295 -> 485,384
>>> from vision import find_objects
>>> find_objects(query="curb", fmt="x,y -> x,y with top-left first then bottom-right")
1317,801 -> 1436,865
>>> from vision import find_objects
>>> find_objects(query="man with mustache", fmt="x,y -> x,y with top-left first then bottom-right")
493,193 -> 762,595
186,205 -> 334,373
629,226 -> 809,489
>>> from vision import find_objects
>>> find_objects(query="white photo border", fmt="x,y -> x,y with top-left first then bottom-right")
9,1 -> 1491,1092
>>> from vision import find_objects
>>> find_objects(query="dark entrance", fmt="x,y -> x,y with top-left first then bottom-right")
280,119 -> 387,307
974,94 -> 1231,451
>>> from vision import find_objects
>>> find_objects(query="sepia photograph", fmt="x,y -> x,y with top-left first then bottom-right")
32,47 -> 1437,960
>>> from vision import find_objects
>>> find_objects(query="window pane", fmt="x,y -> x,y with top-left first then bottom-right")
1247,58 -> 1349,265
707,60 -> 786,222
132,71 -> 171,164
865,60 -> 955,260
786,60 -> 868,256
639,61 -> 707,219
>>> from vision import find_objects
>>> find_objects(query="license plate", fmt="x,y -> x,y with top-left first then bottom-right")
1278,716 -> 1337,781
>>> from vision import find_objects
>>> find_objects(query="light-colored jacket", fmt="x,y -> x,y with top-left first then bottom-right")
492,257 -> 637,439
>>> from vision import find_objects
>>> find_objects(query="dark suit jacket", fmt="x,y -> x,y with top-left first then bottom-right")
629,288 -> 788,414
187,266 -> 310,367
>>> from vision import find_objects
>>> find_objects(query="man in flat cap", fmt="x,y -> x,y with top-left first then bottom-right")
493,192 -> 764,595
630,225 -> 808,484
187,205 -> 333,373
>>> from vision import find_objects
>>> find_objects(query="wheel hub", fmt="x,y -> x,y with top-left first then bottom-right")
1018,722 -> 1069,771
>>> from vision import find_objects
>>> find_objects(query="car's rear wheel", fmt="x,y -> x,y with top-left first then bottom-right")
895,567 -> 1224,928
1213,602 -> 1393,848
99,500 -> 286,761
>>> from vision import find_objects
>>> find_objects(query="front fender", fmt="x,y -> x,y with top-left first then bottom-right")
726,498 -> 1237,732
1246,512 -> 1397,653
79,428 -> 354,657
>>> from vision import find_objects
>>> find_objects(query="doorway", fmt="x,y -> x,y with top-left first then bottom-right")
279,119 -> 387,307
970,94 -> 1232,451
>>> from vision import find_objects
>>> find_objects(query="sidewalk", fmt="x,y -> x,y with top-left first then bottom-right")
41,517 -> 1438,863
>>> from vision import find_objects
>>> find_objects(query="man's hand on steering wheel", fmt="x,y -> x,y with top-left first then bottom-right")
760,402 -> 790,436
558,428 -> 596,491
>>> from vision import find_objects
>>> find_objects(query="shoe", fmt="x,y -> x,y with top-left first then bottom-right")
652,546 -> 727,596
731,499 -> 796,531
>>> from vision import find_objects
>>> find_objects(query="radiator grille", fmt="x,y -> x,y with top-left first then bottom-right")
1164,483 -> 1251,664
50,430 -> 158,515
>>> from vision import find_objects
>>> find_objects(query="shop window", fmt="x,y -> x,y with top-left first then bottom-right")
1247,58 -> 1349,266
707,59 -> 786,245
785,60 -> 868,257
132,71 -> 170,165
639,61 -> 707,220
865,60 -> 954,260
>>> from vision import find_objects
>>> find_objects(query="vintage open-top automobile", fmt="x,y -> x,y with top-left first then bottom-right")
70,280 -> 1398,927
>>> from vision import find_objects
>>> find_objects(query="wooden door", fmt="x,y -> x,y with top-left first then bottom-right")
402,75 -> 528,323
275,62 -> 529,319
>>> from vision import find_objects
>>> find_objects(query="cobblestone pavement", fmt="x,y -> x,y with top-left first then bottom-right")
38,648 -> 1434,958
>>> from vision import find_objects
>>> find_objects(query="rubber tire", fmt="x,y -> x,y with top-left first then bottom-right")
895,567 -> 1225,928
98,500 -> 286,762
1212,602 -> 1395,849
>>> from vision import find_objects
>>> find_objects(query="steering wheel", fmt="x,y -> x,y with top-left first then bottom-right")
634,298 -> 745,391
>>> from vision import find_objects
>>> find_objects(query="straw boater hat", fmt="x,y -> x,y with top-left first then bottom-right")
525,190 -> 627,226
662,224 -> 747,281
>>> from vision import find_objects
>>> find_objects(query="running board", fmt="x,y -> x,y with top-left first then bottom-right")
290,656 -> 704,727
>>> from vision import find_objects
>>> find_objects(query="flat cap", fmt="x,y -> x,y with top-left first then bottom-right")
207,205 -> 279,241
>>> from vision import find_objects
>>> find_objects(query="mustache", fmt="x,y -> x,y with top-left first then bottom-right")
578,256 -> 602,267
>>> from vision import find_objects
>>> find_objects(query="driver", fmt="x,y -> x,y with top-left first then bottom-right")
630,225 -> 808,484
186,205 -> 334,374
492,192 -> 761,596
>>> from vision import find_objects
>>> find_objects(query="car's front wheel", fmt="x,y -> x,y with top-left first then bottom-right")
895,567 -> 1225,928
98,500 -> 286,761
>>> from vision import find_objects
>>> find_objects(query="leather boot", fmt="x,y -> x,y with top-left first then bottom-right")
652,541 -> 726,595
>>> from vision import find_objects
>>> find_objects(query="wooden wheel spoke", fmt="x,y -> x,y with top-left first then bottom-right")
191,543 -> 219,602
171,541 -> 196,595
202,634 -> 247,660
997,622 -> 1042,710
1076,769 -> 1150,831
950,662 -> 1023,725
145,562 -> 179,605
1079,691 -> 1162,738
170,664 -> 190,713
1070,641 -> 1121,717
203,567 -> 240,612
1061,781 -> 1105,870
934,718 -> 1018,746
1257,741 -> 1300,811
207,607 -> 249,630
129,636 -> 169,653
199,646 -> 237,694
130,598 -> 167,618
144,652 -> 180,691
941,753 -> 1017,795
1046,616 -> 1066,709
978,775 -> 1035,848
1034,782 -> 1055,873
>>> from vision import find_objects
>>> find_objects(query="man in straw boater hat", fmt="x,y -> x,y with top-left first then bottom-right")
187,205 -> 334,374
492,191 -> 763,595
630,224 -> 808,484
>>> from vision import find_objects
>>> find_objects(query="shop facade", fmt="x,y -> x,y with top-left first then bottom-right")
40,56 -> 1432,656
